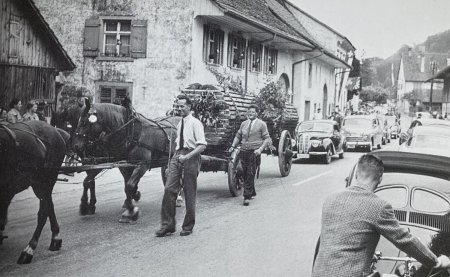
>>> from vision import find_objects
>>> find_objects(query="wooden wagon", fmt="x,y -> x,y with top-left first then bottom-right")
178,88 -> 299,196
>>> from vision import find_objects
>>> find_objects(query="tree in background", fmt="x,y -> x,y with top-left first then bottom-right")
359,86 -> 389,104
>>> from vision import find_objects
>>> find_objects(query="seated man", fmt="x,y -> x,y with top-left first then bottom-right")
312,154 -> 450,277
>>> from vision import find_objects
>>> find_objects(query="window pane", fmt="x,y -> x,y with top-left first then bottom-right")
375,187 -> 408,208
413,189 -> 450,213
115,88 -> 127,100
119,35 -> 130,57
100,88 -> 112,103
120,21 -> 131,32
105,21 -> 118,31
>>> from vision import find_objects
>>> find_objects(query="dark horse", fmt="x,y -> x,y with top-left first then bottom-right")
71,99 -> 179,222
0,121 -> 70,264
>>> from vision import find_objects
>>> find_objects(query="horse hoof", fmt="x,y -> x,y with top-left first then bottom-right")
17,251 -> 33,264
132,191 -> 141,202
88,205 -> 96,215
49,238 -> 62,251
130,207 -> 140,221
79,203 -> 89,216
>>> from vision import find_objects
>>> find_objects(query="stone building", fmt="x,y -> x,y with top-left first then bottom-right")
33,0 -> 353,119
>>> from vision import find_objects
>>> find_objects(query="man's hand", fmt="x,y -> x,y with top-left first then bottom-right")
178,155 -> 187,163
435,255 -> 450,269
254,148 -> 262,156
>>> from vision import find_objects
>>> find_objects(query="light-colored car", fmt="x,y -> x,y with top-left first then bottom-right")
399,126 -> 450,157
399,118 -> 450,145
341,115 -> 383,152
345,151 -> 450,275
294,120 -> 345,164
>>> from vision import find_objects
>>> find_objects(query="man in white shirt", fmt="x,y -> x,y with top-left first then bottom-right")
156,95 -> 207,237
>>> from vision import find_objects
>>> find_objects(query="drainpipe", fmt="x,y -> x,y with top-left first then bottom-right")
291,50 -> 324,103
244,34 -> 277,94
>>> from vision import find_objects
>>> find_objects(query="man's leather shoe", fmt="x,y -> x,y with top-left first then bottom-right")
180,230 -> 192,236
155,227 -> 175,237
243,199 -> 250,206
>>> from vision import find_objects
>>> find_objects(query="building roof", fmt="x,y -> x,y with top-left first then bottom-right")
211,0 -> 351,68
284,0 -> 356,51
430,64 -> 450,80
402,51 -> 450,82
25,0 -> 75,70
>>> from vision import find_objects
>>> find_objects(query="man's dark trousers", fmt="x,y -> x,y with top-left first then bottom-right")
161,149 -> 201,232
239,150 -> 258,199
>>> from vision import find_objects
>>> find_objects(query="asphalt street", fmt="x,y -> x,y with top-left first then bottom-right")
0,140 -> 400,277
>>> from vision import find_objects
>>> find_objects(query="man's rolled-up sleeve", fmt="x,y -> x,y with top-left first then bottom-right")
375,202 -> 438,268
194,121 -> 207,146
261,122 -> 270,140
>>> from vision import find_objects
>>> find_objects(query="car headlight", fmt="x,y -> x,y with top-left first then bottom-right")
362,135 -> 369,141
310,140 -> 320,148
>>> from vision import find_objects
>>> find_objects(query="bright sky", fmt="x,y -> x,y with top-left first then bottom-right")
290,0 -> 450,59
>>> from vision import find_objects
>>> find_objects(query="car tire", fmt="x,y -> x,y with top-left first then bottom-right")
323,148 -> 332,164
338,151 -> 344,159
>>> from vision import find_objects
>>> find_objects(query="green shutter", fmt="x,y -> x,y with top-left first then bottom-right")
83,19 -> 101,57
130,20 -> 147,58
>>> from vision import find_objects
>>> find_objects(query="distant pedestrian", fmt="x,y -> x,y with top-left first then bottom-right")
229,105 -> 271,206
6,98 -> 23,124
23,101 -> 40,121
313,108 -> 323,120
156,95 -> 206,237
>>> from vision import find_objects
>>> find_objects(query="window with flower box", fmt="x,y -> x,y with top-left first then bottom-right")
249,44 -> 263,72
203,24 -> 224,65
227,34 -> 246,69
265,47 -> 278,74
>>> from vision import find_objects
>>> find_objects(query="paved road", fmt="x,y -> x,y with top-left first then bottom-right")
0,141 -> 399,277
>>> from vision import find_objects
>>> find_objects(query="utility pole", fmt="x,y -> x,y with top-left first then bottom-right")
429,61 -> 437,112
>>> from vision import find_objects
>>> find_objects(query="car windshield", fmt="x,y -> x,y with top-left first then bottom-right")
342,118 -> 372,129
412,134 -> 450,149
298,122 -> 333,133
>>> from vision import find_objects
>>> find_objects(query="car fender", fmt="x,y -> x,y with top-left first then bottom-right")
322,138 -> 335,154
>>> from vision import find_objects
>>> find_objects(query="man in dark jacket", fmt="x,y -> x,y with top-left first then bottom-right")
312,154 -> 450,277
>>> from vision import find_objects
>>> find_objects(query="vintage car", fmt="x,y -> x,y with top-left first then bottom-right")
385,115 -> 401,139
399,118 -> 450,145
399,125 -> 450,157
294,120 -> 345,164
345,151 -> 450,275
341,115 -> 383,152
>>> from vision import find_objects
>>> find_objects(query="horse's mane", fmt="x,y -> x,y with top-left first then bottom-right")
93,103 -> 128,130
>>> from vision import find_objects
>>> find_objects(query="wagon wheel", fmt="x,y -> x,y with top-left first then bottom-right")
227,151 -> 243,197
278,130 -> 293,177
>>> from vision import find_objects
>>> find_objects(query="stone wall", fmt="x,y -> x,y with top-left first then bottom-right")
34,0 -> 194,117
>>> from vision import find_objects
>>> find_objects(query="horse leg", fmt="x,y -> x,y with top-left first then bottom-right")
47,195 -> 62,251
119,165 -> 147,223
17,196 -> 49,264
80,170 -> 99,215
0,199 -> 11,244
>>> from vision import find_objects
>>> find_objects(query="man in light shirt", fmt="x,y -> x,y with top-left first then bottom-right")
156,95 -> 206,237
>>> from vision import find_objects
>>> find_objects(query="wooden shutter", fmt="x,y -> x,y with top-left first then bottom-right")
83,19 -> 101,57
130,20 -> 147,58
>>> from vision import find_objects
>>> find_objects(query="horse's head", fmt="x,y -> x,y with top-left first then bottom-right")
72,99 -> 105,157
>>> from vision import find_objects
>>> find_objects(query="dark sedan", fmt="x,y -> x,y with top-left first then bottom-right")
294,120 -> 345,164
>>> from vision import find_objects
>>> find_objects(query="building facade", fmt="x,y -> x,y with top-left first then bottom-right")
0,0 -> 74,117
34,0 -> 352,120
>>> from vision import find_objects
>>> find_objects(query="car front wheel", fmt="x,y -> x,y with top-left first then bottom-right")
323,148 -> 332,164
